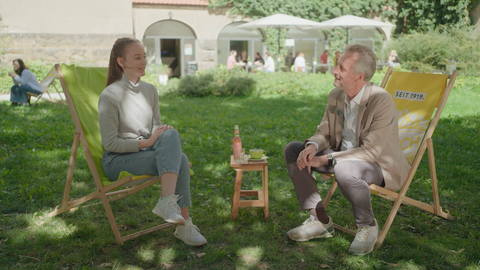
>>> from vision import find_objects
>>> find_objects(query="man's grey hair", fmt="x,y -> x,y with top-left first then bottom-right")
344,44 -> 377,82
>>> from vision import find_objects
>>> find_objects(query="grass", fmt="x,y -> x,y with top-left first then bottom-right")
0,72 -> 479,269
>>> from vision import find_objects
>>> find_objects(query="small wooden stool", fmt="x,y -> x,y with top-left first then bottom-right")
230,155 -> 268,219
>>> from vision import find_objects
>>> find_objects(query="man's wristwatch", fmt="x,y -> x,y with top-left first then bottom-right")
327,153 -> 336,167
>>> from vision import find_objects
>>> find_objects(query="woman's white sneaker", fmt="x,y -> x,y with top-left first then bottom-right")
174,217 -> 207,246
152,195 -> 185,225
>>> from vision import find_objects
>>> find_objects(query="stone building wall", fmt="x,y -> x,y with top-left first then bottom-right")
0,0 -> 133,66
132,4 -> 239,71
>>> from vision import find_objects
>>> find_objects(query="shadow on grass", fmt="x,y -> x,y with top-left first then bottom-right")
1,97 -> 479,269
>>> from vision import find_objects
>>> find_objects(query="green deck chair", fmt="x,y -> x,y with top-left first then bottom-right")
48,64 -> 174,244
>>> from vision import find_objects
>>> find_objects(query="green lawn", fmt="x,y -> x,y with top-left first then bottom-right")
0,74 -> 479,269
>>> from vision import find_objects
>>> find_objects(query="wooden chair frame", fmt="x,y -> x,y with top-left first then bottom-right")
322,67 -> 457,248
48,64 -> 173,244
27,66 -> 65,106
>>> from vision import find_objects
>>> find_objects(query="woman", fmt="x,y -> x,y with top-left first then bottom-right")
226,50 -> 245,69
388,50 -> 400,67
253,52 -> 264,66
98,38 -> 207,246
8,59 -> 42,106
238,50 -> 248,65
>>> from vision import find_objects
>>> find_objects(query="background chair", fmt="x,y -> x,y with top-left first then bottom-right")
321,67 -> 457,248
26,66 -> 65,106
48,64 -> 173,244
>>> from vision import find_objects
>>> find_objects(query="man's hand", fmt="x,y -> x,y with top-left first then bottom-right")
306,155 -> 328,174
297,144 -> 317,171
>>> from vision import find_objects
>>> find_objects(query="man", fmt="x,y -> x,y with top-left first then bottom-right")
263,51 -> 275,73
283,44 -> 410,256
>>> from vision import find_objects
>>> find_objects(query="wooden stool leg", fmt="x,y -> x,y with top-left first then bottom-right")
231,170 -> 243,219
262,165 -> 269,219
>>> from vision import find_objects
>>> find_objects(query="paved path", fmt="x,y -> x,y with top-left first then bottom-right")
0,93 -> 66,102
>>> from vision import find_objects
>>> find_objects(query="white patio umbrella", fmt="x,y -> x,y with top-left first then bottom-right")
238,13 -> 325,71
314,15 -> 395,45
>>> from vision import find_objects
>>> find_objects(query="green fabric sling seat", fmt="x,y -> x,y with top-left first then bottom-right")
48,64 -> 173,244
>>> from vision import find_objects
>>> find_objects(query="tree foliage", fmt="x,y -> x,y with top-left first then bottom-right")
209,0 -> 397,64
394,0 -> 474,34
209,0 -> 398,22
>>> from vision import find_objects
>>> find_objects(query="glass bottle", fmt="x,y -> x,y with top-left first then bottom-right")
233,125 -> 242,159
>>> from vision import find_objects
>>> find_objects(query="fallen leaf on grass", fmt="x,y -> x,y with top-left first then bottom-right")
451,248 -> 465,254
38,216 -> 44,220
99,263 -> 113,267
196,253 -> 206,258
320,264 -> 331,268
35,221 -> 45,226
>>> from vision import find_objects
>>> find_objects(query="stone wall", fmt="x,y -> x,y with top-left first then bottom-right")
0,0 -> 133,66
197,39 -> 217,70
0,33 -> 132,67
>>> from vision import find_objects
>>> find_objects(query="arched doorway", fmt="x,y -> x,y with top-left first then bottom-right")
217,22 -> 264,67
143,20 -> 197,77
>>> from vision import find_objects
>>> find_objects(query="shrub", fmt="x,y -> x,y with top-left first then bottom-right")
388,27 -> 480,76
170,65 -> 256,97
158,67 -> 392,98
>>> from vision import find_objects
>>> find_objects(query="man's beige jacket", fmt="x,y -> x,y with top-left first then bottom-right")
307,82 -> 411,191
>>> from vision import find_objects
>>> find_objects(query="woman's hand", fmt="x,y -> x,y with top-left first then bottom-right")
8,72 -> 16,77
138,124 -> 173,149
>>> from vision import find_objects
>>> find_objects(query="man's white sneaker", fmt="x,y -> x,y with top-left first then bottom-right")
287,215 -> 335,241
174,217 -> 207,246
348,219 -> 379,256
152,195 -> 185,225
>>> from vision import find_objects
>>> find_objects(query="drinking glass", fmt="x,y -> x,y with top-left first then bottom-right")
235,148 -> 245,163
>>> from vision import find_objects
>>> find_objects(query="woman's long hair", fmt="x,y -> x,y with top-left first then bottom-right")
13,59 -> 28,76
106,37 -> 141,87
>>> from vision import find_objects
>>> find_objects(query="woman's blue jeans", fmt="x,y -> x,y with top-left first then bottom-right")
101,129 -> 191,208
10,85 -> 41,104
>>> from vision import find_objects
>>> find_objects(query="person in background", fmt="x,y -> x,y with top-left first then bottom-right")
8,59 -> 42,106
333,51 -> 341,66
317,50 -> 330,73
227,50 -> 245,70
320,50 -> 329,64
283,44 -> 409,256
388,50 -> 400,67
294,52 -> 307,72
264,51 -> 275,73
238,50 -> 248,65
98,37 -> 207,246
253,52 -> 264,66
252,52 -> 265,72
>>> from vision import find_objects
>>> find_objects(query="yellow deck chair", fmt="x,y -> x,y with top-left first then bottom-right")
48,64 -> 174,244
321,67 -> 457,248
27,66 -> 64,106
